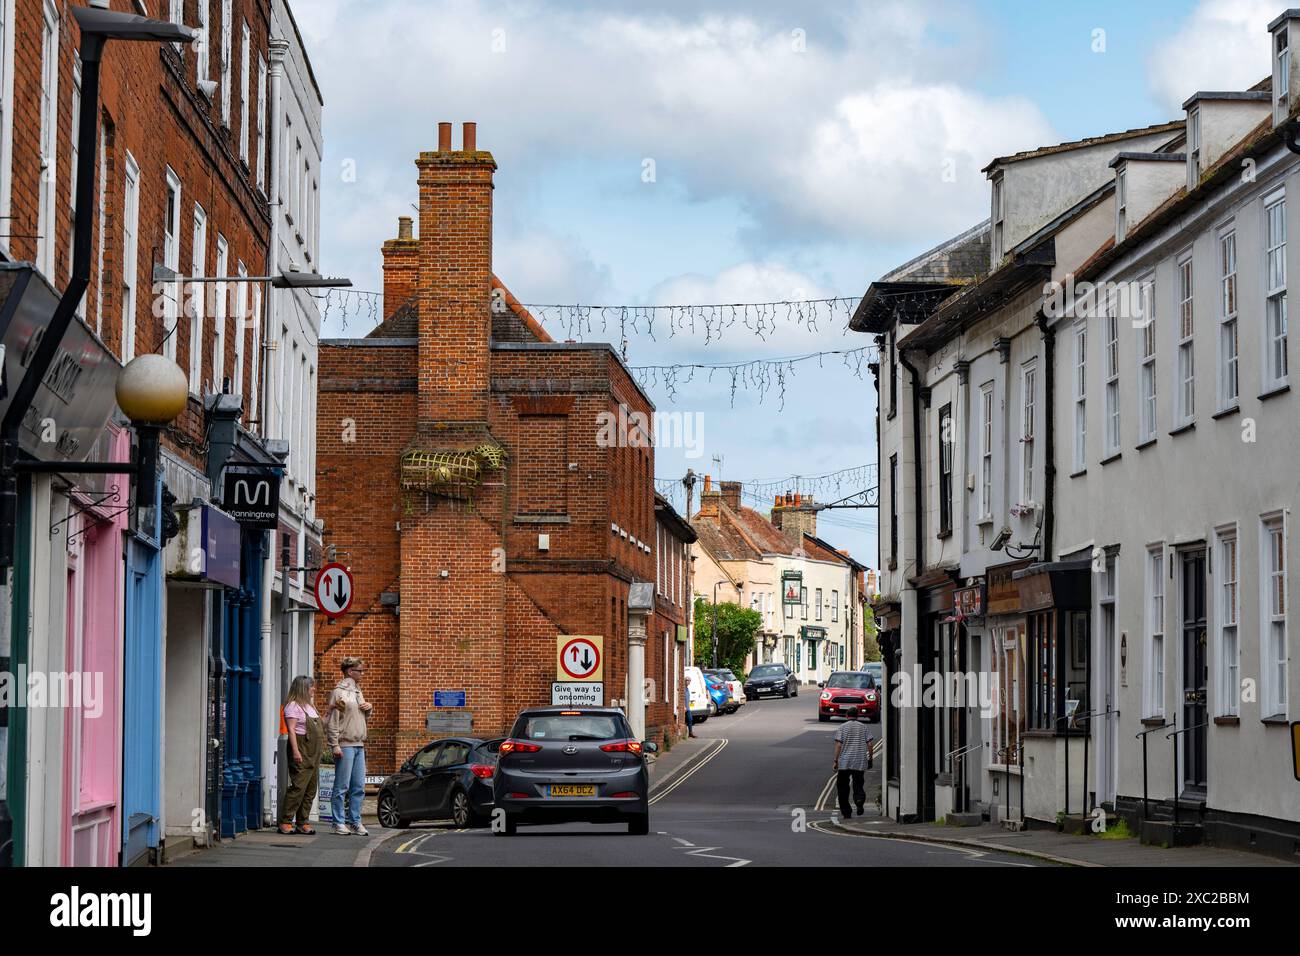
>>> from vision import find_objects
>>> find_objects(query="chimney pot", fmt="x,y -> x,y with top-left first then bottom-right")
397,216 -> 413,240
437,122 -> 452,151
463,122 -> 477,152
794,493 -> 802,507
704,475 -> 712,492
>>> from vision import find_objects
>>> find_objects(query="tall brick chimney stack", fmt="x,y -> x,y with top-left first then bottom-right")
696,475 -> 721,520
772,490 -> 818,538
381,216 -> 419,323
415,121 -> 497,428
720,481 -> 742,512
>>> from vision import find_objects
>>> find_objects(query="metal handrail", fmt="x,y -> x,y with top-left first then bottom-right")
1165,721 -> 1209,826
993,743 -> 1024,826
1136,720 -> 1174,822
946,741 -> 987,815
1053,706 -> 1119,817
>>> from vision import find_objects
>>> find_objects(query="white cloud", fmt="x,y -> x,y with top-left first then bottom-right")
1148,0 -> 1276,112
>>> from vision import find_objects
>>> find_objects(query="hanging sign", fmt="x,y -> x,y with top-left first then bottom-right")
782,571 -> 803,606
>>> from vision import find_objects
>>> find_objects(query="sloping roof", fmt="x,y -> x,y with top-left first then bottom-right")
980,121 -> 1184,173
692,497 -> 798,563
849,222 -> 990,334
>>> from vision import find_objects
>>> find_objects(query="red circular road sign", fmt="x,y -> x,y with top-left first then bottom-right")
315,562 -> 354,619
559,637 -> 601,680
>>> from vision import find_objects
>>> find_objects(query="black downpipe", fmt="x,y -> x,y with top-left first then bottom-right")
899,350 -> 925,819
1034,310 -> 1055,561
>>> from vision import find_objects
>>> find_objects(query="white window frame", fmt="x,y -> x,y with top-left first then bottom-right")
831,589 -> 839,623
162,168 -> 182,363
1264,189 -> 1289,392
1187,107 -> 1201,184
991,174 -> 1004,262
234,260 -> 248,395
195,0 -> 209,82
1218,227 -> 1239,410
220,0 -> 232,127
1073,322 -> 1087,473
815,587 -> 823,622
1176,252 -> 1194,425
1214,524 -> 1239,718
189,204 -> 207,396
213,234 -> 228,391
255,53 -> 267,192
1104,294 -> 1121,457
1137,274 -> 1157,443
1144,545 -> 1165,719
36,0 -> 59,279
1259,512 -> 1289,720
1020,361 -> 1036,506
239,20 -> 250,163
801,586 -> 808,622
1277,28 -> 1291,101
0,0 -> 15,260
979,382 -> 993,520
121,152 -> 141,363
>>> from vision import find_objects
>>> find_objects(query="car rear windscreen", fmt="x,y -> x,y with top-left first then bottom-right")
517,714 -> 625,741
750,665 -> 786,677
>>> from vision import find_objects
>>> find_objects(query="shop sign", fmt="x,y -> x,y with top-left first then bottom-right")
987,560 -> 1031,615
954,584 -> 985,620
222,468 -> 280,529
0,264 -> 122,463
165,503 -> 241,588
1017,572 -> 1055,613
801,625 -> 827,641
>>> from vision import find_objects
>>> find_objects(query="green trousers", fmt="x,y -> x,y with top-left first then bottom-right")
280,715 -> 324,826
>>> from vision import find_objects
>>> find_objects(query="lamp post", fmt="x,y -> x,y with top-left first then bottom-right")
0,6 -> 195,567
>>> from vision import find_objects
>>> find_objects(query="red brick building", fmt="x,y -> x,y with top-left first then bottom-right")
316,122 -> 684,771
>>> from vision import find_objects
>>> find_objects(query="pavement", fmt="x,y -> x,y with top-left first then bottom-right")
165,694 -> 1297,868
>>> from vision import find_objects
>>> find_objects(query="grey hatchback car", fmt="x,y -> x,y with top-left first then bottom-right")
493,707 -> 658,835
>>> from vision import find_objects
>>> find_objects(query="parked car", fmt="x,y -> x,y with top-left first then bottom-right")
377,737 -> 503,829
818,671 -> 880,722
703,672 -> 732,714
684,666 -> 712,723
860,661 -> 883,688
493,707 -> 658,835
744,663 -> 798,699
705,667 -> 745,711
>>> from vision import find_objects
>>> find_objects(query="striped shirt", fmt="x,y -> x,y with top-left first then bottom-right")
834,718 -> 871,771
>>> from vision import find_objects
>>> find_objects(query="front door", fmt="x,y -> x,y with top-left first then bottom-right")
1181,550 -> 1208,795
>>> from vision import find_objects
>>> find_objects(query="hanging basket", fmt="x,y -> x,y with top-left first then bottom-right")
400,442 -> 507,494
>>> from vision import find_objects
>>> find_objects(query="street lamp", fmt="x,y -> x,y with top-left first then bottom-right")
0,7 -> 194,569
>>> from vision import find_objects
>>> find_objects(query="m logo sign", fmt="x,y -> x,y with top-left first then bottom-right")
222,469 -> 280,529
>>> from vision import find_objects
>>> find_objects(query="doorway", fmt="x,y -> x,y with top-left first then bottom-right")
1180,550 -> 1208,796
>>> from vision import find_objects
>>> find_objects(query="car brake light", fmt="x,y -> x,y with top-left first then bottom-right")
500,739 -> 542,755
610,791 -> 639,799
507,792 -> 530,799
470,764 -> 494,778
600,739 -> 644,755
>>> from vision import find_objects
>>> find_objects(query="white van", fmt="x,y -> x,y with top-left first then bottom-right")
684,666 -> 712,722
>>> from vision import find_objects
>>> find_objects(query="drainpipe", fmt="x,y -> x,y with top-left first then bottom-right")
1034,310 -> 1055,560
263,34 -> 291,825
898,351 -> 925,573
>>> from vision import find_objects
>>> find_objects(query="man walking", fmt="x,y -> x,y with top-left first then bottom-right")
832,706 -> 872,818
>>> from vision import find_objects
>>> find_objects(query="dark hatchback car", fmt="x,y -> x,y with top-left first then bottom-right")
377,737 -> 503,829
494,707 -> 658,836
744,663 -> 798,699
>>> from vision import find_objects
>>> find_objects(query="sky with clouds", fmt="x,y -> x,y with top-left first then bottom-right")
294,0 -> 1278,568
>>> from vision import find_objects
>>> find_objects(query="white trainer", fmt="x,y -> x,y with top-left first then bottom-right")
350,823 -> 370,836
333,824 -> 351,835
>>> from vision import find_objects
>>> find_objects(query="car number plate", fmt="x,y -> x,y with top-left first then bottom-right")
548,784 -> 596,797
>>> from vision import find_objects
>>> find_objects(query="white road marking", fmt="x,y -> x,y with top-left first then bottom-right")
808,820 -> 1035,866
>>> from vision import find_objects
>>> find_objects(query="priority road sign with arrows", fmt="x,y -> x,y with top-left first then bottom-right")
315,562 -> 354,619
557,635 -> 603,682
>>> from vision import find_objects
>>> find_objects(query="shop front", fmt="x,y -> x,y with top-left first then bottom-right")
915,571 -> 956,823
1013,559 -> 1092,825
873,601 -> 901,817
984,560 -> 1031,825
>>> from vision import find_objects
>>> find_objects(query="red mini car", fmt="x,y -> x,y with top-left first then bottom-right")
818,671 -> 880,722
